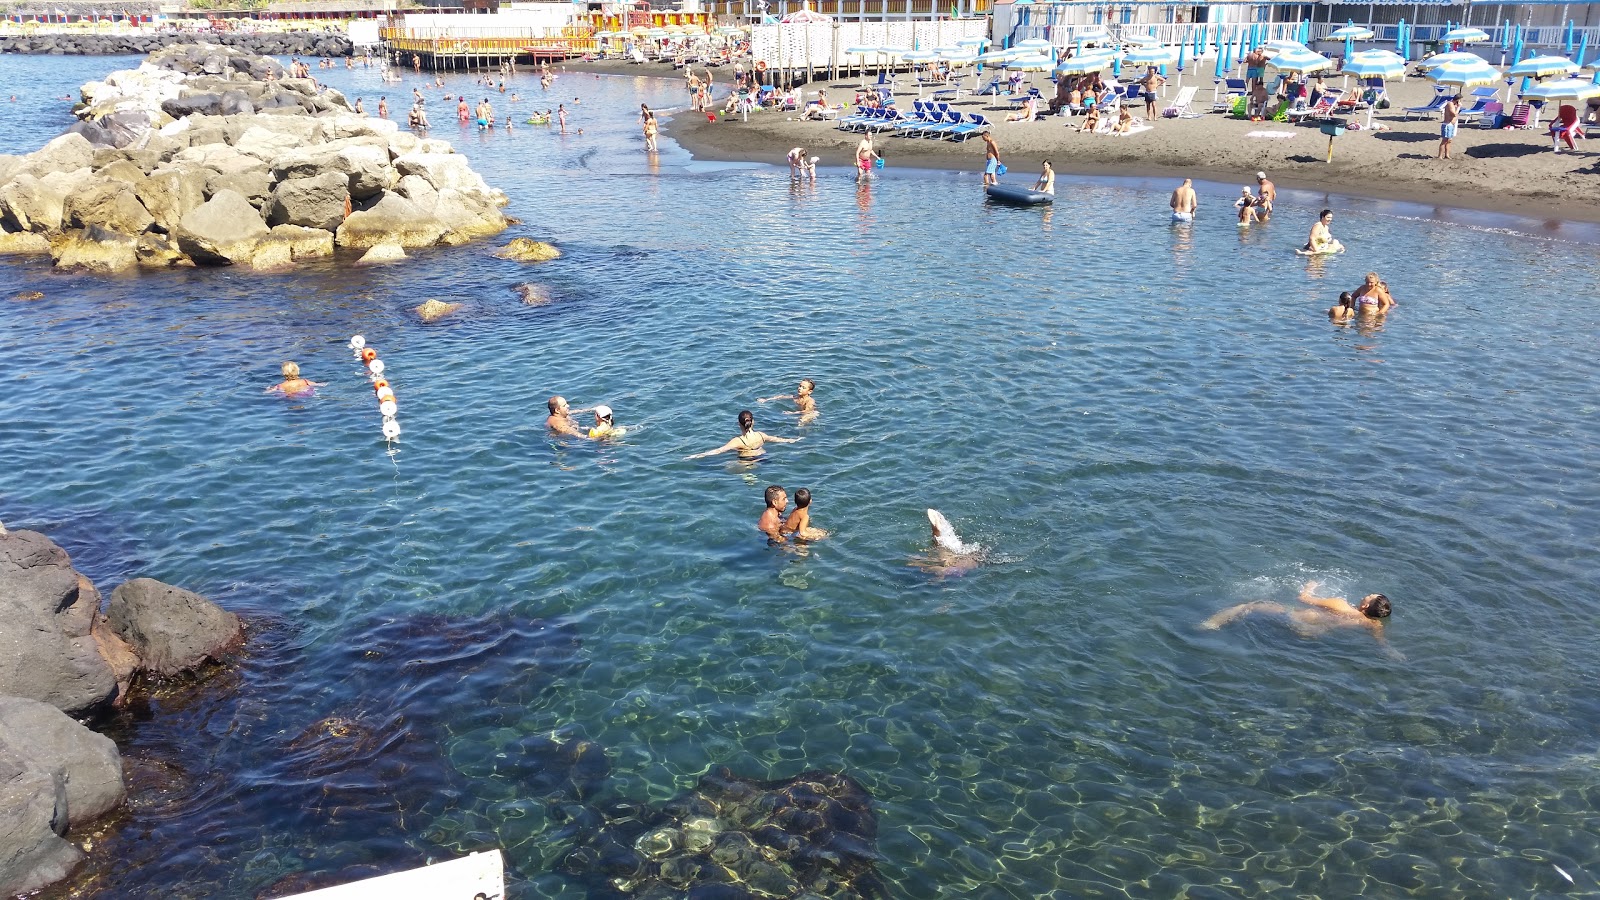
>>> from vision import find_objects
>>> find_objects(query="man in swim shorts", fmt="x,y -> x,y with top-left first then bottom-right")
1255,171 -> 1275,220
1303,209 -> 1344,254
758,485 -> 788,542
1202,580 -> 1399,658
1170,178 -> 1197,221
855,135 -> 878,185
981,132 -> 1001,187
1438,94 -> 1460,160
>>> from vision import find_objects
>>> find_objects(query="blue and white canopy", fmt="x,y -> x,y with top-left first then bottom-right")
1417,50 -> 1488,69
1004,54 -> 1057,72
1267,48 -> 1334,73
1013,37 -> 1055,54
1426,58 -> 1502,86
1329,25 -> 1375,40
1342,49 -> 1407,79
1122,45 -> 1178,66
974,48 -> 1021,63
1053,50 -> 1118,75
1520,77 -> 1600,101
1506,54 -> 1580,78
1119,32 -> 1163,47
1262,39 -> 1311,54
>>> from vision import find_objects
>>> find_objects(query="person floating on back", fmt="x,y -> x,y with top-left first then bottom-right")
782,488 -> 828,542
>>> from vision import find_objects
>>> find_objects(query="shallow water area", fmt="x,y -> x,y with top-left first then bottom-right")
3,55 -> 1600,899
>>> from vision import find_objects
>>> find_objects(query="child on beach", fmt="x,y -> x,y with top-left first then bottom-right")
1080,105 -> 1101,134
267,361 -> 321,397
758,485 -> 788,542
758,379 -> 817,424
782,488 -> 828,542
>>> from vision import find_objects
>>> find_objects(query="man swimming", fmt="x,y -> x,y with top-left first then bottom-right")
1170,178 -> 1197,222
781,488 -> 828,541
1303,209 -> 1344,254
1202,580 -> 1399,658
686,410 -> 798,460
545,395 -> 586,437
758,379 -> 817,424
758,485 -> 788,542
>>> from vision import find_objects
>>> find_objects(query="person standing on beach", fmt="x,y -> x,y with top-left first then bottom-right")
1141,66 -> 1165,121
1255,172 -> 1275,221
855,135 -> 879,185
981,132 -> 1001,186
1170,178 -> 1197,221
1438,94 -> 1460,160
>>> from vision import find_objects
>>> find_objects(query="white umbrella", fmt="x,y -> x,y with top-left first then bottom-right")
1506,55 -> 1580,78
956,37 -> 989,50
1522,77 -> 1600,101
1440,27 -> 1491,44
1005,54 -> 1055,71
1418,50 -> 1487,69
1073,26 -> 1111,44
1329,25 -> 1375,41
1014,37 -> 1054,55
1262,39 -> 1310,54
1122,45 -> 1177,67
974,48 -> 1020,64
1053,50 -> 1117,76
1119,32 -> 1163,47
1426,58 -> 1501,87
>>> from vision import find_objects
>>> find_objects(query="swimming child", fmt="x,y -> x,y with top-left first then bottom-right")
1328,292 -> 1356,323
587,404 -> 623,440
758,485 -> 788,542
781,488 -> 828,541
758,379 -> 817,425
1236,187 -> 1259,226
267,361 -> 321,396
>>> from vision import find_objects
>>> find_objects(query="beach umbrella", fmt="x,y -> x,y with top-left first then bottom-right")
1344,50 -> 1406,127
1578,32 -> 1589,69
1396,19 -> 1409,60
1014,37 -> 1054,56
974,48 -> 1020,64
1262,39 -> 1309,55
1426,58 -> 1501,87
1507,54 -> 1578,78
956,36 -> 989,50
1417,50 -> 1487,69
1054,49 -> 1116,76
1565,19 -> 1574,57
1331,22 -> 1373,64
1268,48 -> 1333,74
1441,27 -> 1491,45
1521,77 -> 1600,102
1510,25 -> 1524,64
1120,31 -> 1162,47
1122,45 -> 1177,67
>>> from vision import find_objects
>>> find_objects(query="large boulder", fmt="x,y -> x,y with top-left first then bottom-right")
334,191 -> 444,250
0,230 -> 51,255
266,171 -> 349,231
51,226 -> 139,274
231,124 -> 304,161
63,180 -> 156,235
431,189 -> 508,246
17,133 -> 95,179
105,578 -> 241,677
137,167 -> 208,233
174,188 -> 268,265
0,174 -> 67,234
496,238 -> 561,263
270,142 -> 392,199
357,243 -> 407,265
205,169 -> 273,206
392,151 -> 495,198
0,531 -> 117,714
0,741 -> 80,897
0,697 -> 124,826
263,223 -> 334,260
135,231 -> 191,268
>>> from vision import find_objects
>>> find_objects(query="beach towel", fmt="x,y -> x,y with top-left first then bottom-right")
1245,130 -> 1296,139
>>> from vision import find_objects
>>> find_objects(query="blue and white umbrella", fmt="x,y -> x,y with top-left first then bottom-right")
1329,24 -> 1374,41
1013,37 -> 1054,56
1267,48 -> 1334,74
1521,77 -> 1600,101
1418,50 -> 1487,70
1005,54 -> 1056,72
1261,39 -> 1310,55
1507,54 -> 1579,78
1426,58 -> 1502,87
1053,50 -> 1117,76
1120,32 -> 1163,47
1343,49 -> 1406,79
1440,27 -> 1492,45
1122,45 -> 1177,67
975,48 -> 1021,64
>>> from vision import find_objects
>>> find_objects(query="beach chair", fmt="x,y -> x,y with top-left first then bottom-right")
629,47 -> 647,64
1403,87 -> 1450,120
1477,100 -> 1504,128
1212,77 -> 1247,112
835,105 -> 874,131
945,113 -> 992,141
892,102 -> 939,133
1163,85 -> 1200,118
976,76 -> 1006,96
920,110 -> 966,138
1289,93 -> 1337,123
1455,87 -> 1498,123
864,108 -> 908,132
931,84 -> 965,102
1504,103 -> 1532,129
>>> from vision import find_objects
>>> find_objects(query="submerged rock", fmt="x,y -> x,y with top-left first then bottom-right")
496,238 -> 562,263
11,290 -> 44,301
515,282 -> 553,305
415,299 -> 461,322
358,242 -> 407,266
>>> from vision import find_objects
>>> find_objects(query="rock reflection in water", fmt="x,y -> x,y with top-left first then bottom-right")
558,765 -> 884,900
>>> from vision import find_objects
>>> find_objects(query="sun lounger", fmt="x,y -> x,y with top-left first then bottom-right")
1163,85 -> 1200,118
920,110 -> 967,138
1454,87 -> 1499,123
946,113 -> 992,141
1212,77 -> 1246,112
1403,88 -> 1450,120
931,85 -> 965,101
1476,100 -> 1504,128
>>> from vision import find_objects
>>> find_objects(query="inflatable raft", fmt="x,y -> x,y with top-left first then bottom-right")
984,184 -> 1054,206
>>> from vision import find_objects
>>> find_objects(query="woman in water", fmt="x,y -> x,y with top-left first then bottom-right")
267,361 -> 321,396
686,410 -> 798,460
1351,272 -> 1396,316
1327,292 -> 1356,323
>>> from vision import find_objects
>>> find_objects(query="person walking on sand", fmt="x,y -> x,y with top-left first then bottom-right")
981,132 -> 1001,186
1438,94 -> 1460,160
1255,171 -> 1276,221
855,134 -> 879,184
1170,177 -> 1197,222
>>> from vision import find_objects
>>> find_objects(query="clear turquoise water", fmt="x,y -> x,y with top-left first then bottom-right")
4,56 -> 1600,899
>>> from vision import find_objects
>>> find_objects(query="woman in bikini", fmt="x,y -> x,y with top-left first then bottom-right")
1351,272 -> 1396,317
686,409 -> 798,460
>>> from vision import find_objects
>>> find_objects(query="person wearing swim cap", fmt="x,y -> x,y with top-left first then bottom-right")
686,410 -> 798,459
587,405 -> 621,440
1201,580 -> 1400,659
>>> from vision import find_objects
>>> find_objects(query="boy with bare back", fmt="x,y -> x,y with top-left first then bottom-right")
782,488 -> 828,541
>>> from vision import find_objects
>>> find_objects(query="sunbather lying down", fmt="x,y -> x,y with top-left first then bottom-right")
1005,97 -> 1038,122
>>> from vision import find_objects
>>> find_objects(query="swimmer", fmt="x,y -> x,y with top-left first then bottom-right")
758,485 -> 788,542
686,409 -> 798,460
545,395 -> 589,437
1202,580 -> 1400,659
758,379 -> 817,424
1170,177 -> 1197,222
781,488 -> 828,541
911,508 -> 980,577
1033,160 -> 1055,196
266,361 -> 322,396
1302,209 -> 1345,254
1351,271 -> 1396,315
1328,291 -> 1356,323
587,404 -> 622,440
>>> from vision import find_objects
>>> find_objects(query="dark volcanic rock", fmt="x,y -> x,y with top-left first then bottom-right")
0,530 -> 118,714
105,577 -> 242,676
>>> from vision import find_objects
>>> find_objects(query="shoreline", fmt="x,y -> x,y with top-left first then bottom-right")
587,61 -> 1600,227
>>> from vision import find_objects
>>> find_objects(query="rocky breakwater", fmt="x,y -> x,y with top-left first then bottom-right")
0,29 -> 352,58
0,525 -> 243,896
0,42 -> 509,273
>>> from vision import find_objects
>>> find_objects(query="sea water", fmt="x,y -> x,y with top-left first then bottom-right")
3,56 -> 1599,899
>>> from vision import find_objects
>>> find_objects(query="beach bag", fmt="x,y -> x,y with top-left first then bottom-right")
1377,98 -> 1391,109
1230,96 -> 1248,118
996,163 -> 1007,175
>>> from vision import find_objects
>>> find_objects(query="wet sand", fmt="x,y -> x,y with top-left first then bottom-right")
569,60 -> 1600,225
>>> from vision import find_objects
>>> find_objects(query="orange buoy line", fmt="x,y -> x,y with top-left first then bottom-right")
349,335 -> 401,442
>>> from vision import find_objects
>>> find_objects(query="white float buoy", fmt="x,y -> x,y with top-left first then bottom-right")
379,399 -> 398,417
